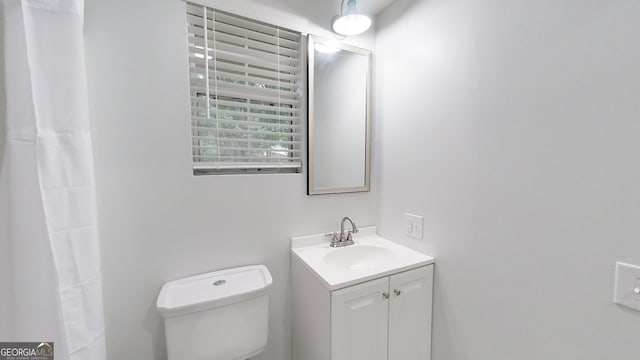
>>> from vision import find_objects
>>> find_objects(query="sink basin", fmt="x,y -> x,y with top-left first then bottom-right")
323,245 -> 396,270
291,226 -> 434,290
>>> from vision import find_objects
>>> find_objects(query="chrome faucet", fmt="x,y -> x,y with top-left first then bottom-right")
330,216 -> 358,247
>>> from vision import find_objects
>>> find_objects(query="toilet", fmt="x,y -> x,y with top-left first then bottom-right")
156,265 -> 272,360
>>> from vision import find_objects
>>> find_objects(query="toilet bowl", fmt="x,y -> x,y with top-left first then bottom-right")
156,265 -> 272,360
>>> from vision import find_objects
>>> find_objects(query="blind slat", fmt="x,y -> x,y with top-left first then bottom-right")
188,45 -> 299,73
190,98 -> 301,114
191,115 -> 300,128
189,77 -> 299,101
211,41 -> 299,68
187,20 -> 299,52
191,106 -> 298,119
193,126 -> 302,138
189,85 -> 301,106
206,32 -> 299,57
186,4 -> 299,39
212,11 -> 300,40
189,57 -> 299,81
186,12 -> 300,48
188,33 -> 300,61
188,73 -> 299,96
191,108 -> 299,122
195,158 -> 301,163
193,163 -> 302,170
194,145 -> 301,152
190,67 -> 297,91
193,135 -> 301,146
195,153 -> 303,159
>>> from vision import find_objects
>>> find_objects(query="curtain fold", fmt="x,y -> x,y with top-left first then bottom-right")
0,1 -> 107,359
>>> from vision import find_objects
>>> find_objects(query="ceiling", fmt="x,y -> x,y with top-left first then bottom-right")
351,0 -> 397,15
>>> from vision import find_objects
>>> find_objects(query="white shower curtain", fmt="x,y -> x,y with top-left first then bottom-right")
0,0 -> 107,359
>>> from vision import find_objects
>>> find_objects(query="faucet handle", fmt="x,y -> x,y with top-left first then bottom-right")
329,232 -> 340,247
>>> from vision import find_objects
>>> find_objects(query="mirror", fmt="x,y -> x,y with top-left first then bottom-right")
307,35 -> 371,195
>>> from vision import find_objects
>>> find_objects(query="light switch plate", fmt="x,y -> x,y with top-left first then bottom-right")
613,262 -> 640,311
405,213 -> 423,240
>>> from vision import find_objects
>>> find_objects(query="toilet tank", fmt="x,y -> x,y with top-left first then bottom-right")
156,265 -> 272,360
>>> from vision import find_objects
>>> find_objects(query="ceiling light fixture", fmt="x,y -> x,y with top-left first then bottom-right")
332,0 -> 372,36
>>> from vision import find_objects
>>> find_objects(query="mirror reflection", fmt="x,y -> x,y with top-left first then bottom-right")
308,36 -> 371,195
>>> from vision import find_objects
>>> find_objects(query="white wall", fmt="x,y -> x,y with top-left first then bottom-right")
83,0 -> 376,359
0,3 -> 5,166
376,0 -> 640,359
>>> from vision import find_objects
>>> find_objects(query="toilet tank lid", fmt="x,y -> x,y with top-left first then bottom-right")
156,264 -> 272,317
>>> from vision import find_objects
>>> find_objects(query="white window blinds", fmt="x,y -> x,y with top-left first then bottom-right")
186,3 -> 303,173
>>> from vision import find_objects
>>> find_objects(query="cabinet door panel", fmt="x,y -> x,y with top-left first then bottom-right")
388,265 -> 433,360
331,277 -> 389,360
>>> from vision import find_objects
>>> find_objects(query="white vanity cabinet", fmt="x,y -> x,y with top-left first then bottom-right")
291,227 -> 435,360
331,277 -> 389,360
291,257 -> 433,360
387,266 -> 433,359
331,266 -> 433,360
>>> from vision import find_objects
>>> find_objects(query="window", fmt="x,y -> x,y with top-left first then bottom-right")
186,3 -> 303,174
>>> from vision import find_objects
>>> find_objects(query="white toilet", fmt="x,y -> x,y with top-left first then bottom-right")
156,265 -> 272,360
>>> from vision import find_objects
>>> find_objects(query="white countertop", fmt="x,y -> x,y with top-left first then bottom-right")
291,226 -> 435,290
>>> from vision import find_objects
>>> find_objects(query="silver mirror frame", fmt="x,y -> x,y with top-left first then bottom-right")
307,35 -> 372,195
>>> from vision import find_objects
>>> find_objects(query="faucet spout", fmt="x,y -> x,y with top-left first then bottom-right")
340,216 -> 358,241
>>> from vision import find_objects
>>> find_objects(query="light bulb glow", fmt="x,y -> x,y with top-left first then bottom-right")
332,13 -> 372,36
314,43 -> 342,54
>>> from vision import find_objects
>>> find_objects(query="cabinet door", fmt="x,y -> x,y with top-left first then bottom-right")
388,265 -> 433,360
331,277 -> 389,360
